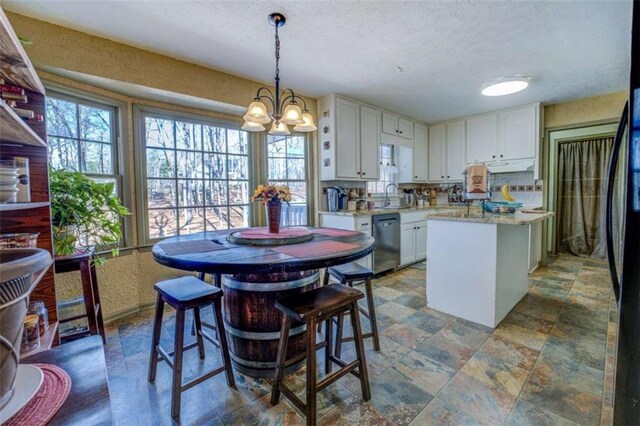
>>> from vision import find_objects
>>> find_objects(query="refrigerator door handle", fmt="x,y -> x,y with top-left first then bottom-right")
605,101 -> 628,303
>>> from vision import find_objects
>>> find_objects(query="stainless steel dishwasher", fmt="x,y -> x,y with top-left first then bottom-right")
372,213 -> 400,274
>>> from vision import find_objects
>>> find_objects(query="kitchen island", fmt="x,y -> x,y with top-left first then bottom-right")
426,210 -> 553,328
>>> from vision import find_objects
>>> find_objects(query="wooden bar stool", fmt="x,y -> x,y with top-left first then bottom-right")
148,276 -> 235,419
271,284 -> 371,426
55,248 -> 105,344
323,262 -> 380,357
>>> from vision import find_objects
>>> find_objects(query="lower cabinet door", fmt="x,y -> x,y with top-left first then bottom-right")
415,222 -> 428,260
400,224 -> 416,265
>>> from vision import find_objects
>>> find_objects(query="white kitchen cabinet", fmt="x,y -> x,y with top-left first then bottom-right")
415,221 -> 428,260
499,105 -> 537,160
398,123 -> 428,183
400,224 -> 416,265
318,213 -> 373,269
400,213 -> 429,266
466,114 -> 498,163
360,105 -> 381,180
446,120 -> 466,181
428,124 -> 446,182
335,97 -> 360,179
382,112 -> 413,140
319,94 -> 380,181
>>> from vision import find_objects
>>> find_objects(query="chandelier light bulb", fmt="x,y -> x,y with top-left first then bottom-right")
244,101 -> 271,123
281,103 -> 304,125
241,120 -> 266,132
293,112 -> 318,132
268,120 -> 291,136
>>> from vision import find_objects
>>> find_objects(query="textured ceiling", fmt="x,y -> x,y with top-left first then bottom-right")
3,0 -> 632,122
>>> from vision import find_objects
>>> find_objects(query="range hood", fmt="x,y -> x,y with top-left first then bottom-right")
487,158 -> 535,173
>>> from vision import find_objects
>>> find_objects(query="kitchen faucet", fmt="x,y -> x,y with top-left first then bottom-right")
384,183 -> 399,207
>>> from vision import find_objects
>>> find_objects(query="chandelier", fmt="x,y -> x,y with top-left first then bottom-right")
241,13 -> 317,135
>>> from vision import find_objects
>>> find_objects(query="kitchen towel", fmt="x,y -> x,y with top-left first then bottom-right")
466,164 -> 489,199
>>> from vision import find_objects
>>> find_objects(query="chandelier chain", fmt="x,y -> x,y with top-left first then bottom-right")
274,24 -> 280,82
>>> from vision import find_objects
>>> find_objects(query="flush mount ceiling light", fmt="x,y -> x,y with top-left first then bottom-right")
481,76 -> 530,97
242,13 -> 317,135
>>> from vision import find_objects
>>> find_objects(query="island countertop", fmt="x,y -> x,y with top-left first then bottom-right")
428,210 -> 553,225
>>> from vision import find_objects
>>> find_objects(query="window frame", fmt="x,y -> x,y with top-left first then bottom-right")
264,133 -> 312,226
367,143 -> 398,196
44,85 -> 133,249
134,105 -> 254,245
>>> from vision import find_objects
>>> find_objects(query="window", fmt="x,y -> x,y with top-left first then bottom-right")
46,93 -> 117,182
140,111 -> 251,241
266,134 -> 310,226
367,144 -> 397,195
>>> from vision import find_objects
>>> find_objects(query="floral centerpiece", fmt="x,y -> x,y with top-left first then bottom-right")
252,184 -> 291,233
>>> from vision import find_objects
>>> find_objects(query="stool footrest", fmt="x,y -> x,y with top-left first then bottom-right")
157,346 -> 174,369
317,359 -> 359,391
327,355 -> 362,379
200,329 -> 220,348
280,386 -> 306,414
182,365 -> 227,392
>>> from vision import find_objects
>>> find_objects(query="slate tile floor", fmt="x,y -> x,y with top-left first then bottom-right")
105,255 -> 616,425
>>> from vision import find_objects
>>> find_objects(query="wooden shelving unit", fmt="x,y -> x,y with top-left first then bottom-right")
0,201 -> 50,212
0,7 -> 59,352
20,321 -> 59,359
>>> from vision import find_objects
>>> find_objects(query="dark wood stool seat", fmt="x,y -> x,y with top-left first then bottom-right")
323,262 -> 381,357
271,284 -> 371,426
148,276 -> 235,419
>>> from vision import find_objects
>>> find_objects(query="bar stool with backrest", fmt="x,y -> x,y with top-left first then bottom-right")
323,262 -> 380,357
271,283 -> 371,426
148,276 -> 235,419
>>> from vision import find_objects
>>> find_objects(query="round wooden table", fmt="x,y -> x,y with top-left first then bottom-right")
152,227 -> 375,378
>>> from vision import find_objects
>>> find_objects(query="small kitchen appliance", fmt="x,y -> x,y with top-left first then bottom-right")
326,186 -> 348,212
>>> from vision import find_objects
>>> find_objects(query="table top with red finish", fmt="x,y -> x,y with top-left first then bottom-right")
152,227 -> 375,274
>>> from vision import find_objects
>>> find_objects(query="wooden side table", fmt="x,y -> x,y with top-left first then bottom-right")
54,249 -> 105,343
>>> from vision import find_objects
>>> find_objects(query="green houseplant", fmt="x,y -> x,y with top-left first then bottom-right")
50,169 -> 130,264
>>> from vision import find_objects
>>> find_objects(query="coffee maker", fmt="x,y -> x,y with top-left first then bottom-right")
326,186 -> 348,212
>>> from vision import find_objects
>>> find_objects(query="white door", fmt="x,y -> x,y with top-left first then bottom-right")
400,224 -> 416,265
499,105 -> 536,160
414,221 -> 428,260
382,112 -> 398,135
428,124 -> 446,181
466,114 -> 498,163
398,118 -> 414,140
413,124 -> 428,182
335,98 -> 360,179
446,120 -> 465,181
359,105 -> 381,180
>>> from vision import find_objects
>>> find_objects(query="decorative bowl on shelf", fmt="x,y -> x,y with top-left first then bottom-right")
0,248 -> 52,410
483,201 -> 523,214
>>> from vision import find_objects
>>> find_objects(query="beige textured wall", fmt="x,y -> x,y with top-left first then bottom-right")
544,91 -> 627,129
6,12 -> 318,321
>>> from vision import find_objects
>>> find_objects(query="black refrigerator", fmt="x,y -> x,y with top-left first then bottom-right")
607,3 -> 640,424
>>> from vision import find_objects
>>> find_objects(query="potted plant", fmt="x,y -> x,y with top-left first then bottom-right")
251,184 -> 291,233
49,169 -> 130,264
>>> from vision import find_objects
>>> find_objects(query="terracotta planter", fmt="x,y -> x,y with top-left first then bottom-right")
266,200 -> 282,234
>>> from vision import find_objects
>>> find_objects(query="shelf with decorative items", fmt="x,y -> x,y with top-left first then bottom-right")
240,12 -> 317,136
0,7 -> 59,360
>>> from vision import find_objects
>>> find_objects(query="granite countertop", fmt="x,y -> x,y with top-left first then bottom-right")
427,210 -> 553,225
318,205 -> 461,216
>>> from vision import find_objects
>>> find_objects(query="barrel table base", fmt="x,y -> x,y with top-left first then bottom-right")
222,270 -> 320,378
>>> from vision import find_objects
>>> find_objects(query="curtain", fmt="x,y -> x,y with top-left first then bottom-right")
556,137 -> 614,258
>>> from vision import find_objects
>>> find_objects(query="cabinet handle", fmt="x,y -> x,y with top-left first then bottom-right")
415,176 -> 418,179
500,154 -> 503,158
400,131 -> 403,134
441,175 -> 444,178
362,172 -> 366,176
356,171 -> 361,175
447,175 -> 450,178
492,155 -> 496,159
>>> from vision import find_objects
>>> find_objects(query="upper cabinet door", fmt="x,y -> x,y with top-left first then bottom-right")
446,120 -> 465,181
428,124 -> 446,181
398,118 -> 414,140
382,112 -> 398,135
466,114 -> 498,163
335,98 -> 360,179
359,105 -> 381,180
413,123 -> 428,182
498,105 -> 537,160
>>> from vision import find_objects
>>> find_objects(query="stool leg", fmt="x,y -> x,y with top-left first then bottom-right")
213,298 -> 235,387
89,261 -> 106,344
193,306 -> 206,360
80,259 -> 99,338
350,303 -> 371,401
148,294 -> 164,383
306,317 -> 317,426
334,312 -> 345,358
317,270 -> 330,333
171,308 -> 186,419
363,278 -> 380,352
271,315 -> 291,406
324,317 -> 333,375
